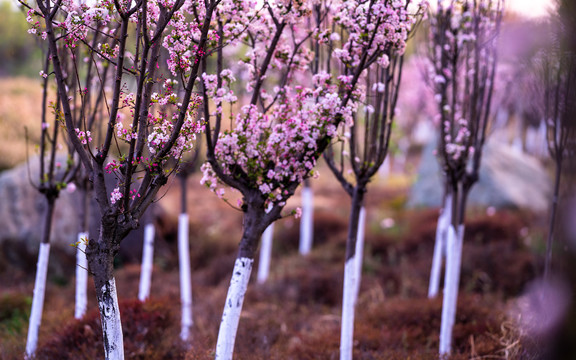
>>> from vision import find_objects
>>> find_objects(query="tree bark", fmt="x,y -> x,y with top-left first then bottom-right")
544,158 -> 563,279
257,223 -> 274,284
439,224 -> 465,356
178,213 -> 193,341
25,196 -> 55,359
428,192 -> 453,299
353,207 -> 366,300
340,187 -> 365,360
216,203 -> 267,360
299,184 -> 314,255
138,223 -> 155,301
88,226 -> 125,360
75,232 -> 89,319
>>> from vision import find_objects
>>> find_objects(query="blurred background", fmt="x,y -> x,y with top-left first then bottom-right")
1,0 -> 575,359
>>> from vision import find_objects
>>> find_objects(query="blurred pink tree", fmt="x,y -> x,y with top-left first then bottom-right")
425,0 -> 503,355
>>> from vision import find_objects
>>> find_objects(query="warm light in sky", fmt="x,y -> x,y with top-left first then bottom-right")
506,0 -> 555,18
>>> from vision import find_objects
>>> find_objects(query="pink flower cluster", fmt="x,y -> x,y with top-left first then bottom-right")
75,128 -> 92,145
333,0 -> 425,66
201,83 -> 344,207
428,0 -> 500,163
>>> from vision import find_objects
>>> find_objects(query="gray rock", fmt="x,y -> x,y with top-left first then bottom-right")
0,156 -> 159,276
407,138 -> 552,213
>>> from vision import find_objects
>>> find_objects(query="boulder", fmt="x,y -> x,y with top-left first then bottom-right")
407,138 -> 552,213
0,156 -> 160,277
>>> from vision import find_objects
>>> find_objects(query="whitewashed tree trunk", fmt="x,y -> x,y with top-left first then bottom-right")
257,223 -> 274,284
353,207 -> 366,300
439,224 -> 465,356
138,224 -> 155,301
299,186 -> 314,255
75,232 -> 89,319
340,257 -> 357,360
178,213 -> 193,341
216,257 -> 254,360
98,277 -> 124,360
428,193 -> 453,298
25,243 -> 50,359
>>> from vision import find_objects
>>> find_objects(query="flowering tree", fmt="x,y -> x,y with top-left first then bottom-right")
426,0 -> 503,355
22,0 -> 221,357
317,1 -> 425,358
197,1 -> 425,358
199,3 -> 337,356
24,46 -> 84,357
531,23 -> 576,280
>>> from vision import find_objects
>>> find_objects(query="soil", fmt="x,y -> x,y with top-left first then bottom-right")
0,170 -> 567,360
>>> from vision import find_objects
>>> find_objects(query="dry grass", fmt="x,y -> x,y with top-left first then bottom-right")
0,171 -> 546,359
0,77 -> 45,170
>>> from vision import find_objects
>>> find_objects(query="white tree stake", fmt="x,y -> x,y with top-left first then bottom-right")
25,243 -> 50,359
257,223 -> 274,284
340,257 -> 357,360
216,257 -> 254,360
75,232 -> 89,319
99,277 -> 124,360
299,186 -> 314,255
439,224 -> 465,356
354,207 -> 366,300
178,213 -> 193,341
428,193 -> 453,298
138,224 -> 155,301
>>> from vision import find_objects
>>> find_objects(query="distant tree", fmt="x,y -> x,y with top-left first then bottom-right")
426,0 -> 503,355
319,1 -> 426,358
22,0 -> 223,358
199,1 -> 424,359
531,17 -> 576,280
24,48 -> 81,358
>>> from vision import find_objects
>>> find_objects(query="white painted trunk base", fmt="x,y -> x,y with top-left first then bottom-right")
340,257 -> 357,360
216,257 -> 254,360
99,277 -> 124,360
354,207 -> 366,300
25,243 -> 50,359
428,194 -> 453,299
178,213 -> 193,341
75,232 -> 89,319
138,224 -> 155,301
439,224 -> 465,356
257,223 -> 274,284
299,187 -> 314,255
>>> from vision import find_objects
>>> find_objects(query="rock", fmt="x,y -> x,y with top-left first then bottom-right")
407,138 -> 552,213
0,156 -> 161,277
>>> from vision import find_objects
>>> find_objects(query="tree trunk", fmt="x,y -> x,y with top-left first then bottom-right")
25,243 -> 51,359
88,227 -> 125,360
428,192 -> 453,299
216,204 -> 265,360
178,213 -> 193,341
75,232 -> 89,319
76,186 -> 90,319
25,196 -> 55,359
299,184 -> 314,255
96,277 -> 124,360
340,187 -> 365,360
544,157 -> 563,279
439,224 -> 465,356
257,223 -> 274,284
353,207 -> 366,300
216,257 -> 254,360
138,223 -> 155,301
